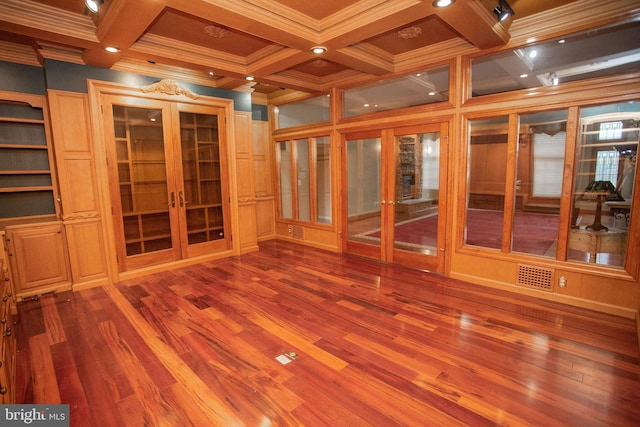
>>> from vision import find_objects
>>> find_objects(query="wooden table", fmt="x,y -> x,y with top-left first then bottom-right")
568,228 -> 628,263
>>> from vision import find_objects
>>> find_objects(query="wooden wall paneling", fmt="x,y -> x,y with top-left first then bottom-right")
255,198 -> 275,239
64,219 -> 108,288
252,120 -> 275,239
234,112 -> 258,253
47,90 -> 107,287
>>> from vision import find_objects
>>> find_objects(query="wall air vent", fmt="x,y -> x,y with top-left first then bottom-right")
517,264 -> 553,291
293,225 -> 304,239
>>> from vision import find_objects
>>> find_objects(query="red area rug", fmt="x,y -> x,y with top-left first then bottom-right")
364,210 -> 559,254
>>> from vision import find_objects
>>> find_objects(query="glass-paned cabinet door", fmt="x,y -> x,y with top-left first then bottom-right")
569,102 -> 639,267
113,105 -> 173,257
179,112 -> 225,245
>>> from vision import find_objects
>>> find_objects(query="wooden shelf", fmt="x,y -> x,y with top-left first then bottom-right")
0,94 -> 58,221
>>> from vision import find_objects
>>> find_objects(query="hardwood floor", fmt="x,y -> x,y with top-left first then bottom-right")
15,240 -> 640,426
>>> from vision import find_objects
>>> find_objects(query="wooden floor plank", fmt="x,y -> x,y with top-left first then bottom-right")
14,240 -> 640,426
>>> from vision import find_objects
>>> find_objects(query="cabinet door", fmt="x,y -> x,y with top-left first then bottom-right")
6,223 -> 71,295
103,95 -> 234,271
176,107 -> 232,258
105,98 -> 182,272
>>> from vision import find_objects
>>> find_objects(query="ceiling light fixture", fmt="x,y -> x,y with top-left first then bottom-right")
311,46 -> 327,55
493,0 -> 514,22
85,0 -> 102,13
432,0 -> 455,7
104,46 -> 120,53
245,76 -> 255,81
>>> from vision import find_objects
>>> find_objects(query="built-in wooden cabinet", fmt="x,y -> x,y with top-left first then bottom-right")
48,90 -> 108,288
252,119 -> 275,240
97,86 -> 237,273
0,91 -> 59,222
5,222 -> 71,298
0,259 -> 16,403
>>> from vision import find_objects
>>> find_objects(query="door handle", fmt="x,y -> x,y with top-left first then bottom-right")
169,192 -> 175,208
179,191 -> 186,207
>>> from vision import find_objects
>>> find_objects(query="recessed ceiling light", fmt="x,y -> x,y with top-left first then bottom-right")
85,0 -> 101,13
209,71 -> 215,76
245,76 -> 255,81
432,0 -> 454,7
104,46 -> 120,53
529,49 -> 537,59
428,91 -> 436,96
558,39 -> 566,44
364,103 -> 370,108
519,73 -> 528,78
311,46 -> 327,55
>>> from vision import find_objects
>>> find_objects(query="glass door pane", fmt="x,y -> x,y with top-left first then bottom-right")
393,132 -> 440,254
466,117 -> 509,250
346,136 -> 382,252
179,112 -> 225,245
295,138 -> 311,222
315,136 -> 332,224
113,105 -> 173,257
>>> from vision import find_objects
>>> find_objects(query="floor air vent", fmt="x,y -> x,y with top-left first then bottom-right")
517,264 -> 553,291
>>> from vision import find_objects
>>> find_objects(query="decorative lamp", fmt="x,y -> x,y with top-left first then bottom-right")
582,180 -> 621,231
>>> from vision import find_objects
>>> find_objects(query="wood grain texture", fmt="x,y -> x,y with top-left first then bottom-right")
15,240 -> 640,426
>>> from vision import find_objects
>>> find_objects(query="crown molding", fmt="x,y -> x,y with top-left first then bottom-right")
0,0 -> 98,44
130,34 -> 247,76
0,41 -> 40,67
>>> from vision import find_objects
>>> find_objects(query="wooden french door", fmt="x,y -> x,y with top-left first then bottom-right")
102,95 -> 231,272
343,122 -> 448,272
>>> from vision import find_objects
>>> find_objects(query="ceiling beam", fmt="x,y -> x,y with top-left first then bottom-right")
82,0 -> 166,68
435,0 -> 511,49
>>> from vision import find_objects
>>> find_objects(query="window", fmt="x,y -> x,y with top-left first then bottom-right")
471,21 -> 640,97
342,65 -> 449,117
277,135 -> 332,225
569,102 -> 640,267
599,121 -> 623,140
595,150 -> 620,185
274,95 -> 330,129
466,111 -> 567,258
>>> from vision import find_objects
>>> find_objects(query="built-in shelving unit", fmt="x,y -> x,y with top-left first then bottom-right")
396,134 -> 423,200
113,106 -> 173,257
180,112 -> 225,245
0,95 -> 58,222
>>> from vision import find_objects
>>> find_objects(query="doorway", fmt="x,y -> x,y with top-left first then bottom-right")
343,123 -> 448,272
101,95 -> 232,272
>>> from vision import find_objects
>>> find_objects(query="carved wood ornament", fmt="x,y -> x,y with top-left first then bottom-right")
140,79 -> 199,99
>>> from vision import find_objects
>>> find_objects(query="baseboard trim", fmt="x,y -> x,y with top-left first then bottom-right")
451,272 -> 637,319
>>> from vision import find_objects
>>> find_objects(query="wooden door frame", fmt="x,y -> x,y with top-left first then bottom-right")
390,122 -> 449,273
88,79 -> 240,282
341,121 -> 450,274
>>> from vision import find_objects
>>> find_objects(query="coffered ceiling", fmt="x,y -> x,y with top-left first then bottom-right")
0,0 -> 584,97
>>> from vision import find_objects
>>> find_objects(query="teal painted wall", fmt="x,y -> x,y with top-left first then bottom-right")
0,59 -> 268,120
